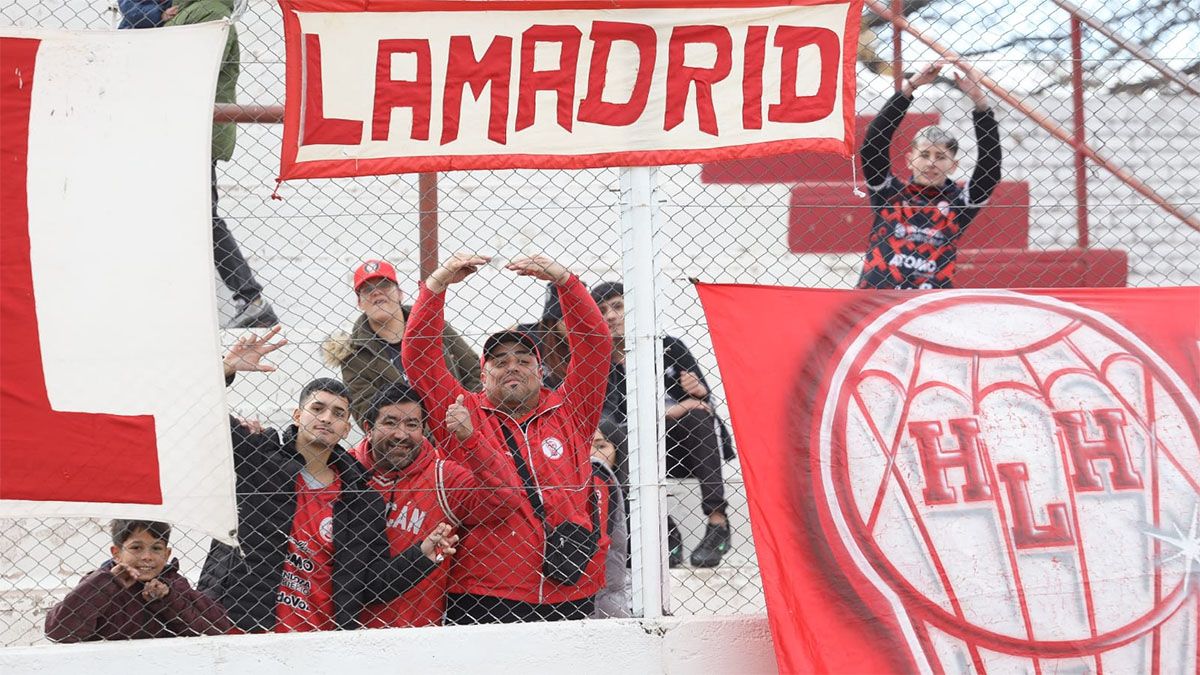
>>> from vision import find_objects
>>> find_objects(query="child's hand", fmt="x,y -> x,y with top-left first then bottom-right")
141,579 -> 170,602
161,5 -> 179,21
954,67 -> 990,110
446,394 -> 473,442
903,62 -> 945,96
420,523 -> 460,563
110,563 -> 139,589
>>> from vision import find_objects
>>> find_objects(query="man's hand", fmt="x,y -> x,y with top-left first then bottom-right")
666,398 -> 712,420
427,253 -> 491,294
141,579 -> 170,602
505,255 -> 570,285
446,394 -> 473,442
222,325 -> 287,378
161,5 -> 179,21
110,563 -> 139,589
901,61 -> 944,97
679,371 -> 708,399
420,523 -> 460,563
954,66 -> 990,111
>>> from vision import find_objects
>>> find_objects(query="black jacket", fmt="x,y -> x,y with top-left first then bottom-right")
603,335 -> 735,482
199,422 -> 437,631
857,91 -> 1002,289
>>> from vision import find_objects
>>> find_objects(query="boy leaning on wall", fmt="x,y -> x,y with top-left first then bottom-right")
45,520 -> 233,642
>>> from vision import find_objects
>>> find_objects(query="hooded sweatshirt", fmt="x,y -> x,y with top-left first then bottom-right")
45,559 -> 232,642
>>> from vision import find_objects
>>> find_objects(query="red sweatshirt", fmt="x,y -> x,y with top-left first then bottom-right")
402,274 -> 612,604
352,433 -> 524,626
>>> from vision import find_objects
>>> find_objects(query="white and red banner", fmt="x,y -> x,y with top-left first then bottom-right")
0,25 -> 237,543
277,0 -> 861,179
696,284 -> 1200,674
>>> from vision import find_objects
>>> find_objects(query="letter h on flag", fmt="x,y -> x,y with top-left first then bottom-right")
0,24 -> 238,543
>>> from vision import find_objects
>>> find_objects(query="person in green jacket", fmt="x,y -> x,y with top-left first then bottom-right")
323,259 -> 482,425
166,0 -> 276,329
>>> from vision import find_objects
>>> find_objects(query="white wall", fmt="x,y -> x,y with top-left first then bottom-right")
0,615 -> 778,675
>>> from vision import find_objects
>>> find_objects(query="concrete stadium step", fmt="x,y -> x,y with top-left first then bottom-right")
700,113 -> 940,184
787,180 -> 1031,253
955,248 -> 1129,287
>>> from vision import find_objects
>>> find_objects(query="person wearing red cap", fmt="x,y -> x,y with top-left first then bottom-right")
323,259 -> 481,424
402,253 -> 612,623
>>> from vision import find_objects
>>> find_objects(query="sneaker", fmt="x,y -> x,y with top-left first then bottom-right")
689,522 -> 731,569
228,297 -> 278,329
668,519 -> 683,569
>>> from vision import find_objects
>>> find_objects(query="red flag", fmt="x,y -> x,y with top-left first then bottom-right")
696,284 -> 1200,674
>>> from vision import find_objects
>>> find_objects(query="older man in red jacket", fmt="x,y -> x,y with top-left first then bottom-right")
402,253 -> 611,623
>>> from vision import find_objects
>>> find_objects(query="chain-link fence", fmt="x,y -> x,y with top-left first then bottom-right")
2,0 -> 1198,648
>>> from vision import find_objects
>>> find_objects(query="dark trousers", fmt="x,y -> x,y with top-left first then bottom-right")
666,409 -> 728,517
211,162 -> 262,304
445,593 -> 594,624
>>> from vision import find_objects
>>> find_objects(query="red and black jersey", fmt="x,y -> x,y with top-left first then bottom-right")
857,91 -> 1001,290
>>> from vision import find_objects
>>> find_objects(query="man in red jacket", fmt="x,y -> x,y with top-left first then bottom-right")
402,253 -> 611,623
352,382 -> 522,627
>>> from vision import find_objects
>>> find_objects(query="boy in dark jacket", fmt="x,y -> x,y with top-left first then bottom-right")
857,62 -> 1002,289
45,520 -> 232,642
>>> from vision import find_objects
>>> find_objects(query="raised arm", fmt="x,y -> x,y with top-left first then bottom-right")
956,67 -> 1002,208
402,254 -> 488,442
863,63 -> 946,189
506,256 -> 610,437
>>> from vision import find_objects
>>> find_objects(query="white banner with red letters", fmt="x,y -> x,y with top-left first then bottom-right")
277,0 -> 862,179
0,24 -> 238,544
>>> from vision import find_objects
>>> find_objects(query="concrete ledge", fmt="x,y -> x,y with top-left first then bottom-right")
0,615 -> 778,675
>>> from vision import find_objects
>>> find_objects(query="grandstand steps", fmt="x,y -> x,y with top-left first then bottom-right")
787,180 -> 1032,253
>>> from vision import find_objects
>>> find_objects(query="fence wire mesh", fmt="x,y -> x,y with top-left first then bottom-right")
2,0 -> 1198,648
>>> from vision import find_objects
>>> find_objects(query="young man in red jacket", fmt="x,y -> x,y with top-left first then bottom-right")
402,253 -> 611,623
351,383 -> 523,627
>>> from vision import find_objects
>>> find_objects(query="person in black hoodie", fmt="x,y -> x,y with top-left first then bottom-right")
591,282 -> 736,569
200,326 -> 458,632
857,61 -> 1002,290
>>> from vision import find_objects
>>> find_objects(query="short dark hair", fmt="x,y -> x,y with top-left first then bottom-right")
111,519 -> 171,547
299,377 -> 351,408
362,382 -> 424,426
590,281 -> 624,306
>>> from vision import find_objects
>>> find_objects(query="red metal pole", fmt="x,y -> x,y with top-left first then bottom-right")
418,172 -> 440,280
891,0 -> 903,91
1071,16 -> 1089,248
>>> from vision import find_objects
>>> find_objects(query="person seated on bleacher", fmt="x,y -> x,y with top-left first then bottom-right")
351,383 -> 524,628
324,259 -> 481,425
857,61 -> 1002,290
45,520 -> 232,642
201,327 -> 457,633
402,253 -> 612,623
590,282 -> 736,569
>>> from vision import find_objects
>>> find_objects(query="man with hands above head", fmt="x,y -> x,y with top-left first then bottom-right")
200,326 -> 457,633
402,254 -> 611,623
857,61 -> 1001,290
